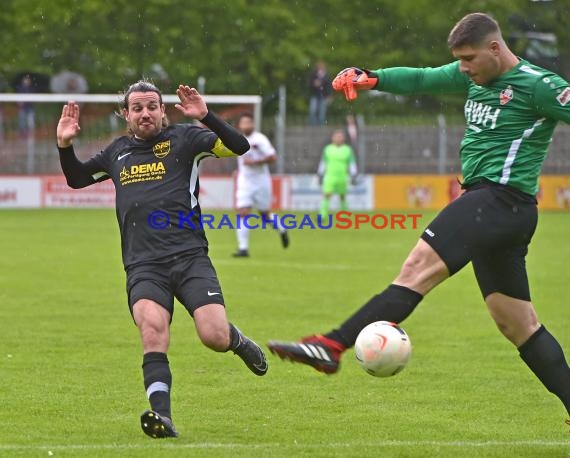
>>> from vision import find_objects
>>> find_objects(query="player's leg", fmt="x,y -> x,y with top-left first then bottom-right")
308,96 -> 318,126
259,209 -> 289,249
339,194 -> 348,211
267,239 -> 450,373
133,298 -> 171,353
490,296 -> 570,418
474,247 -> 570,418
320,192 -> 332,217
257,176 -> 288,248
193,303 -> 267,376
193,303 -> 230,350
234,205 -> 252,257
317,97 -> 327,125
234,178 -> 254,257
485,293 -> 538,346
320,175 -> 335,217
268,188 -> 482,373
128,273 -> 178,438
174,249 -> 268,376
336,179 -> 349,212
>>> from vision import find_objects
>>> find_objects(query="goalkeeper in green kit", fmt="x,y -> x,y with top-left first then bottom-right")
318,129 -> 357,217
269,12 -> 570,428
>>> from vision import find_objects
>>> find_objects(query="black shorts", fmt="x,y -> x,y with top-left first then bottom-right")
126,247 -> 225,317
420,181 -> 538,301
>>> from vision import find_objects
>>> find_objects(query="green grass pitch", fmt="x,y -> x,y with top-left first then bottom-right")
0,209 -> 569,457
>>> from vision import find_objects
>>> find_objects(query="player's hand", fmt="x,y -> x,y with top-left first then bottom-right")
175,85 -> 208,120
332,67 -> 378,101
57,101 -> 81,147
318,175 -> 323,186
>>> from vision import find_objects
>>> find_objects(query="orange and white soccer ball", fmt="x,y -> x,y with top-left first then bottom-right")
354,321 -> 412,377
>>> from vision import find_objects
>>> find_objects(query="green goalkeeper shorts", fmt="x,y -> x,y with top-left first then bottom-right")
322,176 -> 349,195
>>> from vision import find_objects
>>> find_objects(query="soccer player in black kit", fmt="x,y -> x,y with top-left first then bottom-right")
56,81 -> 268,438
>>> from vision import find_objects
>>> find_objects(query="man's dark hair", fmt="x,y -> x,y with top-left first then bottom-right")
119,79 -> 168,135
121,80 -> 163,110
447,13 -> 501,49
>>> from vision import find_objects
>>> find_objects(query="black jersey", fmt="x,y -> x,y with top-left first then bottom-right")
65,124 -> 227,268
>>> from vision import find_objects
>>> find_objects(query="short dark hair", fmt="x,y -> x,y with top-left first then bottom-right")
119,80 -> 168,136
121,80 -> 163,110
447,13 -> 500,49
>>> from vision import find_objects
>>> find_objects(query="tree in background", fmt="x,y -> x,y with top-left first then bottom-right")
0,0 -> 565,119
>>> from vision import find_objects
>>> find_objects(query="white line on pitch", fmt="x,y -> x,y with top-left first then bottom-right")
1,440 -> 568,451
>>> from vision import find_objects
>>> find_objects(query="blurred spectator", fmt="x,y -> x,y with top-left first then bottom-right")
307,61 -> 332,126
17,74 -> 35,138
50,71 -> 88,94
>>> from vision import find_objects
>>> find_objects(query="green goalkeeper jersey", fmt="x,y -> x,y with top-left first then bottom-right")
373,60 -> 570,195
318,144 -> 357,179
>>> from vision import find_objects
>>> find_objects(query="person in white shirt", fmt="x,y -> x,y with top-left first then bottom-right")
233,113 -> 289,257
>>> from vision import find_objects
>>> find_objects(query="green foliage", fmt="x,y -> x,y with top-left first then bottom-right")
0,0 -> 564,117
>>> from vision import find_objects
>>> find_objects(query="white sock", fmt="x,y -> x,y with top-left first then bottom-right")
268,213 -> 286,233
237,226 -> 250,251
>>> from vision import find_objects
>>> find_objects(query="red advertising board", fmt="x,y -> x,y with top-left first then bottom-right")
41,175 -> 116,208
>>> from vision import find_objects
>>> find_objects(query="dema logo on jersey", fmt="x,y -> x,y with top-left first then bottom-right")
120,161 -> 166,186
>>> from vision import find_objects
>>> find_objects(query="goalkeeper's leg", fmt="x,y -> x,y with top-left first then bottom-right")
268,193 -> 486,373
268,239 -> 448,373
339,194 -> 348,212
485,292 -> 570,417
320,195 -> 331,217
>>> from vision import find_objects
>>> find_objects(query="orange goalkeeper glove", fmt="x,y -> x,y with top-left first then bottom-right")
332,67 -> 378,101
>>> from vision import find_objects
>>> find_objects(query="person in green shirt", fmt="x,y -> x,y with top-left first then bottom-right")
318,129 -> 357,217
269,12 -> 570,427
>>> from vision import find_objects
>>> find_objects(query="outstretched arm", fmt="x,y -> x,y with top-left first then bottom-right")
57,101 -> 108,189
175,85 -> 249,155
374,62 -> 469,95
332,62 -> 469,101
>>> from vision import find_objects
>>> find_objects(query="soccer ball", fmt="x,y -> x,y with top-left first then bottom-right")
354,321 -> 412,377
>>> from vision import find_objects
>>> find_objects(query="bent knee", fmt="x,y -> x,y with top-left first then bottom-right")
133,299 -> 171,351
486,293 -> 539,346
140,325 -> 167,347
199,327 -> 230,352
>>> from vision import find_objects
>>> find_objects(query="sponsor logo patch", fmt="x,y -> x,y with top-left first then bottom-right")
556,87 -> 570,106
153,140 -> 171,158
500,85 -> 513,106
120,161 -> 166,185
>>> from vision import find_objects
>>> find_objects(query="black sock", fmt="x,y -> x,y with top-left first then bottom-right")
142,352 -> 172,419
326,284 -> 423,348
227,323 -> 241,352
518,325 -> 570,416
